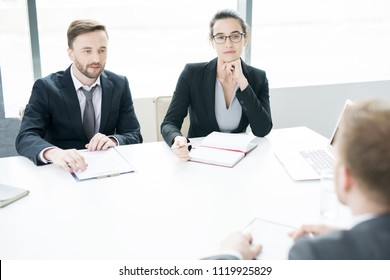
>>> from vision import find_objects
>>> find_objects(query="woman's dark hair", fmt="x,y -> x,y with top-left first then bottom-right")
209,9 -> 248,38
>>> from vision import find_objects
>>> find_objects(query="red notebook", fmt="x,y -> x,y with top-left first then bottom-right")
189,132 -> 257,167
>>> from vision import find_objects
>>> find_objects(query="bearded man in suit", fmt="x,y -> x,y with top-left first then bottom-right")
16,19 -> 142,172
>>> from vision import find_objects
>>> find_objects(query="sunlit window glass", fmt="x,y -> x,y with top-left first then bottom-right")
0,0 -> 32,117
251,0 -> 390,88
35,0 -> 236,99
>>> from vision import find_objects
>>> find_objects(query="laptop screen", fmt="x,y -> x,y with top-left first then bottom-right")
329,99 -> 354,147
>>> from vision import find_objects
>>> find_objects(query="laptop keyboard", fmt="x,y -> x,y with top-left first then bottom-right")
299,149 -> 334,175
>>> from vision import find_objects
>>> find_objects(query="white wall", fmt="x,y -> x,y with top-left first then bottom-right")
271,80 -> 390,138
134,80 -> 390,143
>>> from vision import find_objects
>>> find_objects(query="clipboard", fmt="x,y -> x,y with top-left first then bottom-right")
72,148 -> 135,181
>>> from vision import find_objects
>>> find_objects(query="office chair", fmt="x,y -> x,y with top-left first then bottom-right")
0,66 -> 22,157
154,96 -> 189,141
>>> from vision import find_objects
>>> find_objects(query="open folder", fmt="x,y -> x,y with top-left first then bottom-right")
72,148 -> 135,181
189,132 -> 257,167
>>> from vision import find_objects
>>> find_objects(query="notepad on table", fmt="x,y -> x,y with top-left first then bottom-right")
189,132 -> 257,167
72,148 -> 135,181
0,183 -> 29,208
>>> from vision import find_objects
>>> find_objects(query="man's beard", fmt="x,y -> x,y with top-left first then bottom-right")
75,61 -> 105,79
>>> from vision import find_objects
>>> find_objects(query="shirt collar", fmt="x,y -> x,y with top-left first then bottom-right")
70,64 -> 101,91
347,213 -> 377,229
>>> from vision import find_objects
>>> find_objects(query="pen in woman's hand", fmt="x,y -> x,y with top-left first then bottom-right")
171,143 -> 192,150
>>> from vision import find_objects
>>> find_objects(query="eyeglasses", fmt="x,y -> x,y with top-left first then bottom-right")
212,32 -> 246,44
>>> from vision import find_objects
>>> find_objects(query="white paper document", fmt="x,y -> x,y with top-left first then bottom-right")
72,148 -> 135,181
243,218 -> 295,260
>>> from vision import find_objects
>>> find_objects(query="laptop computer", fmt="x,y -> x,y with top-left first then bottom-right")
274,99 -> 353,181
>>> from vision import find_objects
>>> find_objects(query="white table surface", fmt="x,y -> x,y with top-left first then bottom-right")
0,127 -> 345,259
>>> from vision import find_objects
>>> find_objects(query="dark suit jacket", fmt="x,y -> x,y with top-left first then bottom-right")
204,215 -> 390,260
15,66 -> 142,165
289,214 -> 390,260
161,58 -> 272,146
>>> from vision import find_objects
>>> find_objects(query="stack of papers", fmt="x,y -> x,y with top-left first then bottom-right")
189,132 -> 257,167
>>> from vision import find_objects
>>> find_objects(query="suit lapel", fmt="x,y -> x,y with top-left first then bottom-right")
236,59 -> 251,129
99,72 -> 113,132
240,59 -> 251,82
60,67 -> 87,141
204,58 -> 220,131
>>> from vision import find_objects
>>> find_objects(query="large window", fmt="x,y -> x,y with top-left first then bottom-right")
2,0 -> 390,117
36,0 -> 236,98
0,0 -> 33,117
251,0 -> 390,88
1,0 -> 236,116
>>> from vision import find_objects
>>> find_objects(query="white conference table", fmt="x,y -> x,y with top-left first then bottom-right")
0,127 -> 340,259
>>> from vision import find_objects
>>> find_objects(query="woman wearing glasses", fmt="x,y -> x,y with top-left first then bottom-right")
161,9 -> 272,160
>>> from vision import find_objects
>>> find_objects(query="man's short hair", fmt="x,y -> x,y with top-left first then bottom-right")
337,99 -> 390,205
67,19 -> 108,49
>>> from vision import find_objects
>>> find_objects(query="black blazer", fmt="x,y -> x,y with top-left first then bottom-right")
15,66 -> 142,165
161,58 -> 272,146
289,214 -> 390,260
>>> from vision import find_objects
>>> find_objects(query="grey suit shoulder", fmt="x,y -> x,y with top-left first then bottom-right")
289,214 -> 390,260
